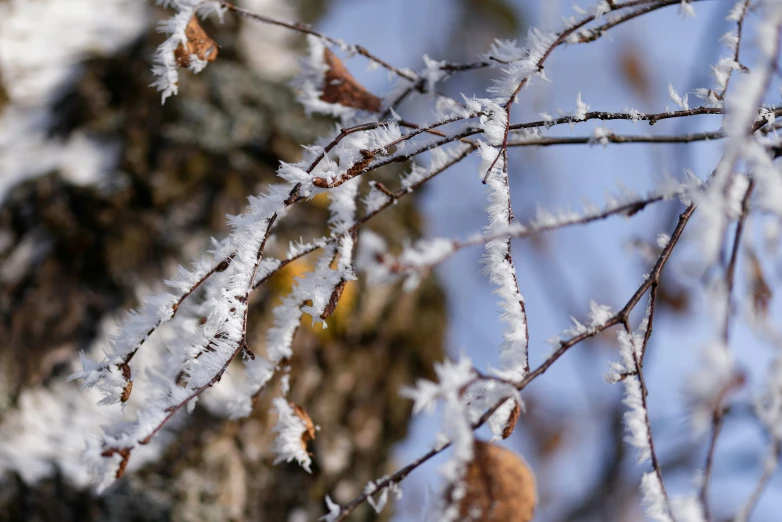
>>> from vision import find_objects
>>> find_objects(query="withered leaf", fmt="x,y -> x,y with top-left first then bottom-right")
456,441 -> 536,522
321,48 -> 382,112
290,402 -> 317,452
119,362 -> 133,402
120,381 -> 133,403
501,400 -> 521,439
174,16 -> 219,68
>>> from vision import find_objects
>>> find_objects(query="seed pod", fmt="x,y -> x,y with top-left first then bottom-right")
456,441 -> 536,522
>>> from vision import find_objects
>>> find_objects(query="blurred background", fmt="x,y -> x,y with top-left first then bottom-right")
0,0 -> 780,521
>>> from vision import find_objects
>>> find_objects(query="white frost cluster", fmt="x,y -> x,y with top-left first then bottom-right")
574,92 -> 590,120
469,98 -> 507,147
0,377 -> 170,490
557,92 -> 591,127
678,0 -> 696,18
271,398 -> 313,472
480,148 -> 529,383
641,472 -> 672,522
403,356 -> 479,521
355,230 -> 393,285
403,356 -> 476,415
420,54 -> 448,93
549,300 -> 618,349
623,372 -> 652,463
396,238 -> 456,290
588,300 -> 614,328
320,495 -> 342,522
364,478 -> 403,514
401,144 -> 474,192
668,84 -> 689,111
686,344 -> 736,435
590,126 -> 612,146
605,309 -> 653,463
671,495 -> 706,522
483,28 -> 557,101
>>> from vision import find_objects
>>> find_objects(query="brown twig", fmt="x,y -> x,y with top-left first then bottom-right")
310,113 -> 479,188
507,130 -> 724,147
510,107 -> 725,131
723,180 -> 755,343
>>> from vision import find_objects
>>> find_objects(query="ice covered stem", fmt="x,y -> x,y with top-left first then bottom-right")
618,315 -> 674,522
479,144 -> 529,383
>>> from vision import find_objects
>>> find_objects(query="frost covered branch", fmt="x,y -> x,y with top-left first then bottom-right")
52,0 -> 782,519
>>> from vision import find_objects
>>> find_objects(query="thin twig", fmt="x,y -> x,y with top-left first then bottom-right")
719,0 -> 751,99
507,130 -> 724,147
220,2 -> 417,82
699,180 -> 755,519
734,438 -> 782,522
622,316 -> 675,521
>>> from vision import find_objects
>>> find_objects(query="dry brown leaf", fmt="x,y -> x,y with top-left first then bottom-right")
457,441 -> 536,522
119,362 -> 133,402
321,48 -> 382,112
501,400 -> 521,439
290,402 -> 317,452
174,16 -> 219,68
